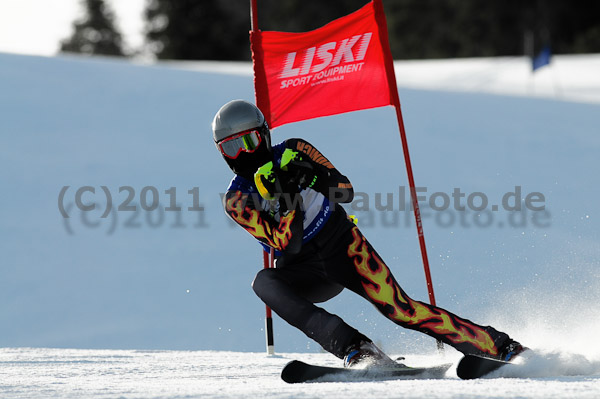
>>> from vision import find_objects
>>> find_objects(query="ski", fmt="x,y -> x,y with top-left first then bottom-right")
281,360 -> 453,383
456,354 -> 515,379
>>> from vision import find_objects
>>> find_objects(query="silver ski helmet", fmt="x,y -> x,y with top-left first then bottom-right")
212,100 -> 272,178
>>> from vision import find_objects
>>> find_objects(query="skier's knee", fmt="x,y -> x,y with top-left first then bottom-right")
251,268 -> 277,299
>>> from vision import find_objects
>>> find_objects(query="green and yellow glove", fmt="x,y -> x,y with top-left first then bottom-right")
254,149 -> 320,201
254,161 -> 279,200
280,149 -> 319,190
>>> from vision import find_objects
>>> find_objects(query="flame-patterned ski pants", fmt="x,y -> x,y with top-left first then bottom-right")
252,210 -> 510,359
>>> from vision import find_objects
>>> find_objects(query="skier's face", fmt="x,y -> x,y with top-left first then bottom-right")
217,129 -> 263,160
221,129 -> 271,180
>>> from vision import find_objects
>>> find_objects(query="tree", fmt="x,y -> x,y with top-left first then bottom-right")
61,0 -> 125,57
142,0 -> 600,61
145,0 -> 250,60
256,0 -> 367,32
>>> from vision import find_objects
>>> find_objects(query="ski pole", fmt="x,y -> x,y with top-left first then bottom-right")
263,248 -> 275,355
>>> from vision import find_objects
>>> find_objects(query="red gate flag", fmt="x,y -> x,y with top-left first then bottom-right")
251,1 -> 397,128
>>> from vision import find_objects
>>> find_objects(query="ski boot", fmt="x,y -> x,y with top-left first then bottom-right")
343,340 -> 399,368
498,339 -> 527,362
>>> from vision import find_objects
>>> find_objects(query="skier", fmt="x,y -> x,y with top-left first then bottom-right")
213,99 -> 524,367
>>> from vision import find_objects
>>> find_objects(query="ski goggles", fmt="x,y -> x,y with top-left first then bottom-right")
217,129 -> 262,159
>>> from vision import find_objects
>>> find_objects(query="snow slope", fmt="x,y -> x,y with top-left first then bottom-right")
164,54 -> 600,105
1,52 -> 599,397
1,348 -> 599,399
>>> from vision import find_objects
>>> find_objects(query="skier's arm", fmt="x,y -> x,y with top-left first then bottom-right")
283,138 -> 354,203
223,189 -> 304,254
